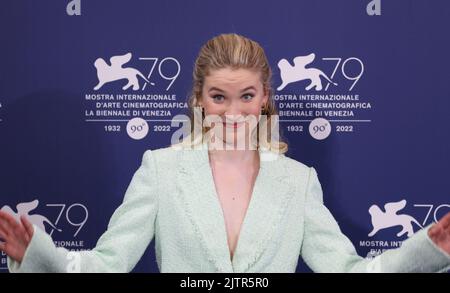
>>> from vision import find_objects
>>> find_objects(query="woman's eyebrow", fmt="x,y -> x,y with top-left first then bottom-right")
208,86 -> 256,93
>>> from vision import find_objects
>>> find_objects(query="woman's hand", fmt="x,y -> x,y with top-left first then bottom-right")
428,211 -> 450,255
0,210 -> 34,263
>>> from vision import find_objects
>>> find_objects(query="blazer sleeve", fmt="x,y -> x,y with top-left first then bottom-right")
300,167 -> 450,273
7,149 -> 159,273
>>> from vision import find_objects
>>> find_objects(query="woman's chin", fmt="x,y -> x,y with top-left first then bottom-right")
220,131 -> 258,149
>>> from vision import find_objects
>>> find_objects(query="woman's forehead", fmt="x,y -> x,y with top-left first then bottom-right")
204,68 -> 262,91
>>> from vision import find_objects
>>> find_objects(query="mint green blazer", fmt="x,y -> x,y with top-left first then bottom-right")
8,144 -> 450,273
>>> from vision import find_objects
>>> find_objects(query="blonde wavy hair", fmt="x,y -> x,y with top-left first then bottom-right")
182,33 -> 288,154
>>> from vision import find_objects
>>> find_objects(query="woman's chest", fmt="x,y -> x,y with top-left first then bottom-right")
211,167 -> 258,258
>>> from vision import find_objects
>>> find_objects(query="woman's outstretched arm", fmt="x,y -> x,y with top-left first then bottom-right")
0,149 -> 159,273
300,167 -> 450,273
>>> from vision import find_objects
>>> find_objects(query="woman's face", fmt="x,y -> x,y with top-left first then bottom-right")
199,67 -> 269,148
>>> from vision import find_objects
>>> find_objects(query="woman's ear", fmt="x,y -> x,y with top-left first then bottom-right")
196,97 -> 203,107
263,90 -> 269,106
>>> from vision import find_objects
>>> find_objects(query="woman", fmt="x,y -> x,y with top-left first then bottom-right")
1,33 -> 449,273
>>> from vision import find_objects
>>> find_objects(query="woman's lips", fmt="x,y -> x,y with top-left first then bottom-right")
223,122 -> 244,129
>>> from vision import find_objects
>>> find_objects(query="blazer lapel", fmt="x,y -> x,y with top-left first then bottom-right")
175,142 -> 295,273
175,144 -> 234,272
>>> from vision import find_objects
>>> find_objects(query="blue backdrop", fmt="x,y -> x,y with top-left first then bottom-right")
1,0 -> 449,272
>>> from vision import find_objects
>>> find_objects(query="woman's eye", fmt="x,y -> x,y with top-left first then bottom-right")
212,95 -> 224,102
242,94 -> 254,101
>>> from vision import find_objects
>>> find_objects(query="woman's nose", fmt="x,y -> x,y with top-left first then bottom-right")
223,112 -> 245,122
224,102 -> 245,117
